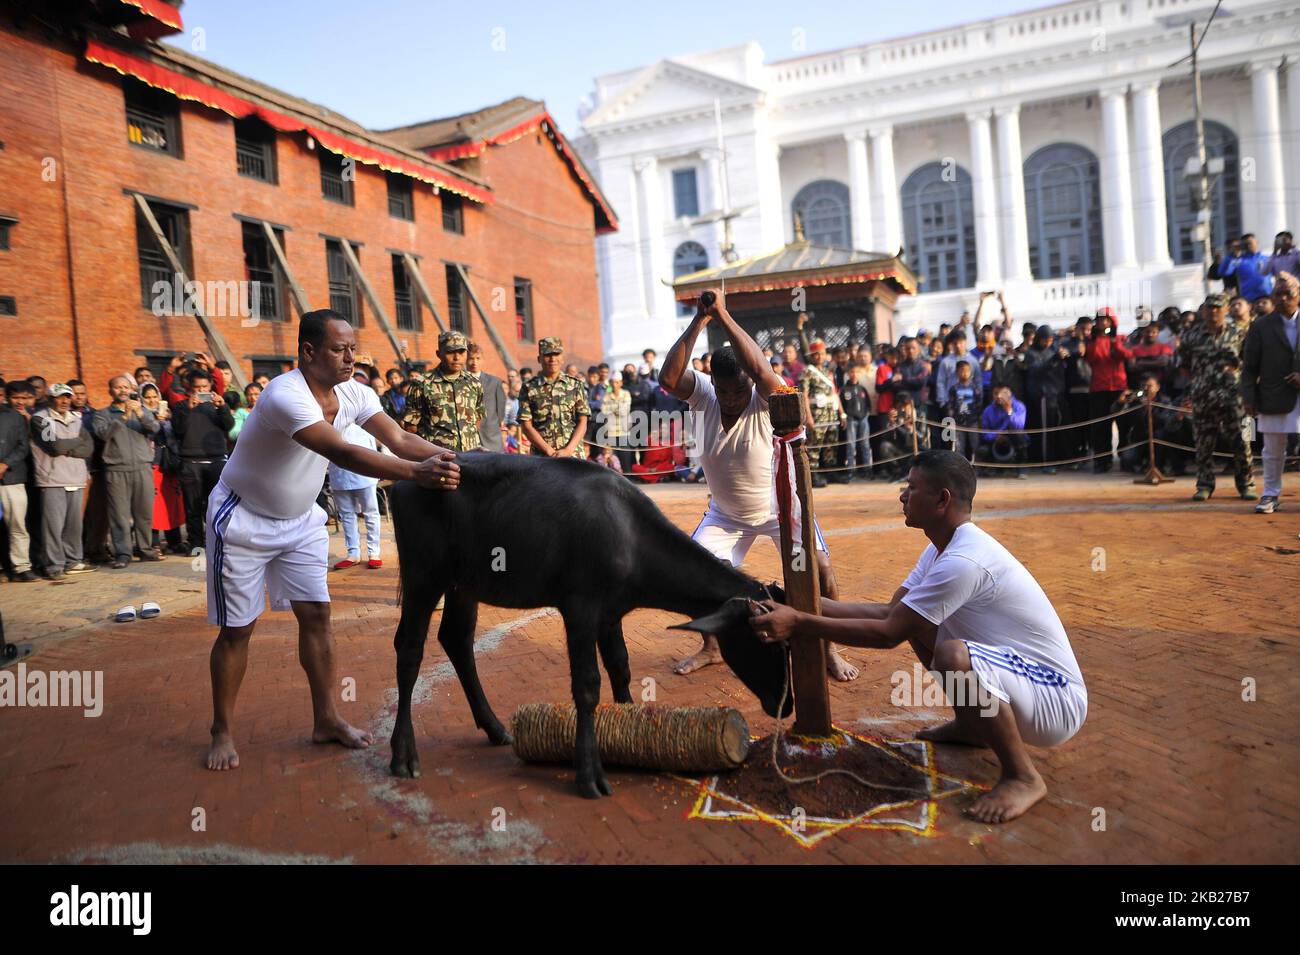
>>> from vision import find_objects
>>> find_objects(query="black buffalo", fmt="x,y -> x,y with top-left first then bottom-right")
389,453 -> 790,798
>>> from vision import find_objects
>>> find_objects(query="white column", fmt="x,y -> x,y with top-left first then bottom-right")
967,110 -> 1002,287
625,164 -> 647,316
994,105 -> 1031,282
845,129 -> 873,250
635,157 -> 671,321
869,126 -> 902,254
1250,59 -> 1287,241
1131,80 -> 1172,269
1287,60 -> 1300,236
1099,85 -> 1137,269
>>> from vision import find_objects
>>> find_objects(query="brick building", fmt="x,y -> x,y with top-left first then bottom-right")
0,0 -> 616,394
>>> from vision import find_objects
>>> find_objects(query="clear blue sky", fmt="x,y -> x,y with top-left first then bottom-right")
166,0 -> 1030,136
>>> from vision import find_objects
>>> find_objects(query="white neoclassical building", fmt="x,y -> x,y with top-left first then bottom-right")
576,0 -> 1300,367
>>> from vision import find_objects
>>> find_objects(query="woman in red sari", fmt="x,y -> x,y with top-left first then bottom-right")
141,383 -> 186,554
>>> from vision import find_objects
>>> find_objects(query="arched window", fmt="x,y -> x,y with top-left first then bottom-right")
792,180 -> 851,247
900,162 -> 976,292
673,241 -> 708,316
1024,143 -> 1104,278
1163,120 -> 1241,265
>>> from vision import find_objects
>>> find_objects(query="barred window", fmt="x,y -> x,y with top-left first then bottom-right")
125,79 -> 181,157
135,200 -> 192,311
320,151 -> 354,205
388,173 -> 414,221
241,222 -> 285,322
325,239 -> 362,325
235,117 -> 276,183
441,193 -> 464,234
393,255 -> 420,331
514,277 -> 533,341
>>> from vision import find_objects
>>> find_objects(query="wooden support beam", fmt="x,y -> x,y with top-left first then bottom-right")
400,252 -> 448,335
767,390 -> 832,738
453,263 -> 518,373
131,192 -> 248,392
337,239 -> 409,375
260,220 -> 310,318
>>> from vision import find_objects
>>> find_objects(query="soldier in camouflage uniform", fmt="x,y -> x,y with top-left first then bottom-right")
799,338 -> 846,488
517,337 -> 589,458
401,330 -> 485,452
1178,293 -> 1257,501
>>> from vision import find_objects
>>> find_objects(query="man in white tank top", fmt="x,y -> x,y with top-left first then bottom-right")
660,290 -> 858,682
205,310 -> 461,772
750,449 -> 1087,824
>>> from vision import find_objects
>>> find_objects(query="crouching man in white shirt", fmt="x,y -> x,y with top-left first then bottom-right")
749,449 -> 1087,823
205,310 -> 461,771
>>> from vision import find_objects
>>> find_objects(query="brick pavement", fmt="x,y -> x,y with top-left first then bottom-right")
1,473 -> 1297,863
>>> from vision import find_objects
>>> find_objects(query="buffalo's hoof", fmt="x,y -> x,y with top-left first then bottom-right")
483,722 -> 514,747
576,768 -> 613,799
390,732 -> 421,778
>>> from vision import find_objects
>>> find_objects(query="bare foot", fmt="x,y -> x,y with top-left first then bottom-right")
917,719 -> 988,747
206,732 -> 240,771
827,648 -> 859,682
312,719 -> 373,749
965,773 -> 1047,824
673,648 -> 722,675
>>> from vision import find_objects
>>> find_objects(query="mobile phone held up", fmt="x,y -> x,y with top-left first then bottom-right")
197,392 -> 214,403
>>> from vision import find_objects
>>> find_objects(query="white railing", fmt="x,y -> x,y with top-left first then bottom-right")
764,0 -> 1247,91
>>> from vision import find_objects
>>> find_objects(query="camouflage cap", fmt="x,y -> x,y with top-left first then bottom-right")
1203,292 -> 1229,309
438,330 -> 469,351
538,336 -> 564,355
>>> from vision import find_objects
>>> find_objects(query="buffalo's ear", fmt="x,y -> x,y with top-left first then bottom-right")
669,597 -> 752,635
766,582 -> 786,604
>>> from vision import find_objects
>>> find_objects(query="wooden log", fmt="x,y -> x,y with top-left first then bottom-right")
767,390 -> 832,737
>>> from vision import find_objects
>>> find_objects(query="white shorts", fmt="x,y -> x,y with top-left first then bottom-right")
206,481 -> 330,628
690,504 -> 828,568
962,640 -> 1087,748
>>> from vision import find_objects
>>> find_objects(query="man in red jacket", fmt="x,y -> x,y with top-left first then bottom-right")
1085,309 -> 1133,472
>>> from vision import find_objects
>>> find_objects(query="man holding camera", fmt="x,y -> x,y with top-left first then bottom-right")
1180,293 -> 1256,502
174,369 -> 234,549
977,385 -> 1028,478
95,376 -> 161,568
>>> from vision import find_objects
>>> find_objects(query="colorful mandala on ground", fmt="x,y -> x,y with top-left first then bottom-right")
681,729 -> 985,848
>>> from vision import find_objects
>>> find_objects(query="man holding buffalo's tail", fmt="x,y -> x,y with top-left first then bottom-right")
749,450 -> 1087,823
660,290 -> 858,682
204,310 -> 461,772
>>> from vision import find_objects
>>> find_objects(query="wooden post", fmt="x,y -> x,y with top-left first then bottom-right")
1133,396 -> 1174,485
337,240 -> 410,375
131,192 -> 248,392
768,390 -> 832,738
400,253 -> 448,335
453,263 -> 518,373
260,221 -> 310,318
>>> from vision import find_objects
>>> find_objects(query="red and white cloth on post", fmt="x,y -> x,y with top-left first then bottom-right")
772,426 -> 806,555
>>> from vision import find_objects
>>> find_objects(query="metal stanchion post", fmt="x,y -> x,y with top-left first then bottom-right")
1134,396 -> 1174,485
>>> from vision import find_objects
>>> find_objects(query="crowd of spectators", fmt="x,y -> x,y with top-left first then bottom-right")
3,229 -> 1297,585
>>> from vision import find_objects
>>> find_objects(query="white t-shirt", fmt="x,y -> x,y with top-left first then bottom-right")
900,522 -> 1084,688
222,370 -> 382,519
686,373 -> 775,525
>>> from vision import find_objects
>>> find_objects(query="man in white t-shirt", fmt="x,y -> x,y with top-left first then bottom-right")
205,310 -> 461,772
660,290 -> 858,682
749,449 -> 1086,824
